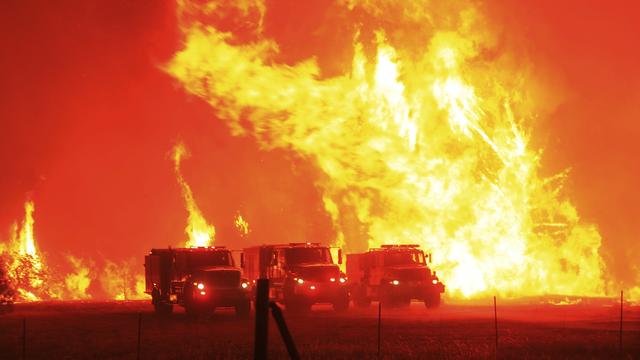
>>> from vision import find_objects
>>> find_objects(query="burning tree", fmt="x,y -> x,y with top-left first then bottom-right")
0,201 -> 51,301
0,253 -> 15,305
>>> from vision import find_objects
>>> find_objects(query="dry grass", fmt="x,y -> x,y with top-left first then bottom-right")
0,301 -> 638,359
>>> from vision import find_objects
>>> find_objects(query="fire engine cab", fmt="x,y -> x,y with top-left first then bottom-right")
347,244 -> 444,308
144,247 -> 251,315
242,243 -> 349,312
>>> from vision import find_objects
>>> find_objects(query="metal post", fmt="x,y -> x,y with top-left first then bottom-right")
377,302 -> 382,359
493,296 -> 498,354
269,302 -> 300,360
137,312 -> 142,360
22,317 -> 26,360
619,290 -> 623,353
254,278 -> 269,360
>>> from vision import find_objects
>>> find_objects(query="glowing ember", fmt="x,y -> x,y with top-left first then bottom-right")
172,142 -> 216,247
167,1 -> 607,298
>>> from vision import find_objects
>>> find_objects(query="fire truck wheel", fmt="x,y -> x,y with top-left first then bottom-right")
154,302 -> 173,315
354,296 -> 371,308
380,290 -> 399,308
235,300 -> 251,317
353,285 -> 371,308
332,297 -> 349,312
397,297 -> 411,308
285,300 -> 311,313
424,293 -> 441,308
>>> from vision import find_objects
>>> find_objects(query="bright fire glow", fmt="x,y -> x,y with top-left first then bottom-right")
165,1 -> 612,299
172,142 -> 216,247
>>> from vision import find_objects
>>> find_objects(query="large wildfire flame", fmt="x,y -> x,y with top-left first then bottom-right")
166,0 -> 610,298
172,142 -> 216,247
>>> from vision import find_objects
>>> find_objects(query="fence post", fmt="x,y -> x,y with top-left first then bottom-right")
22,317 -> 26,360
619,290 -> 623,353
269,302 -> 300,360
137,312 -> 142,360
377,301 -> 382,359
254,278 -> 269,360
493,296 -> 498,355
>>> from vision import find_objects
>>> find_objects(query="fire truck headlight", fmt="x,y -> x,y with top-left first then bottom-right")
309,285 -> 316,290
339,277 -> 346,284
390,280 -> 400,286
241,282 -> 249,289
296,278 -> 304,285
330,277 -> 336,282
197,283 -> 205,290
432,279 -> 438,285
199,291 -> 206,296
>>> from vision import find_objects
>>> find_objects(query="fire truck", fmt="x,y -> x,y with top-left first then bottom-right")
346,244 -> 444,308
242,243 -> 349,312
144,247 -> 251,315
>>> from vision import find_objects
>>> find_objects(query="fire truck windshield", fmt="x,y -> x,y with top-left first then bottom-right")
285,247 -> 332,265
187,251 -> 233,268
383,251 -> 425,266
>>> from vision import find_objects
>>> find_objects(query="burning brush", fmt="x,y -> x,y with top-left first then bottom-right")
0,201 -> 48,302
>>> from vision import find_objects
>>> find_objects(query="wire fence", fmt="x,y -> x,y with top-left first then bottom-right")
0,291 -> 640,359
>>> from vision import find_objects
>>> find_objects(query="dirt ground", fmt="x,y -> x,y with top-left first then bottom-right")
0,299 -> 638,359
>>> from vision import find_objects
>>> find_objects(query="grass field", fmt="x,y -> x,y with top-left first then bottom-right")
0,299 -> 638,359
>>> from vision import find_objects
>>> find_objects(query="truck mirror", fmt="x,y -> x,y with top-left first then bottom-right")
338,248 -> 343,265
240,253 -> 245,268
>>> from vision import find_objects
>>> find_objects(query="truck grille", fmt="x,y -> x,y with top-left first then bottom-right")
204,271 -> 240,288
171,282 -> 184,294
392,268 -> 428,282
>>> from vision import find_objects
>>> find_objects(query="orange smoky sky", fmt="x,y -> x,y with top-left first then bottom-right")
0,0 -> 639,289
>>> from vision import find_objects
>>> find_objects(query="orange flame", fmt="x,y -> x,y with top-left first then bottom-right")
63,255 -> 93,300
165,1 -> 613,299
1,201 -> 48,301
235,214 -> 250,236
100,259 -> 146,300
172,142 -> 216,247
